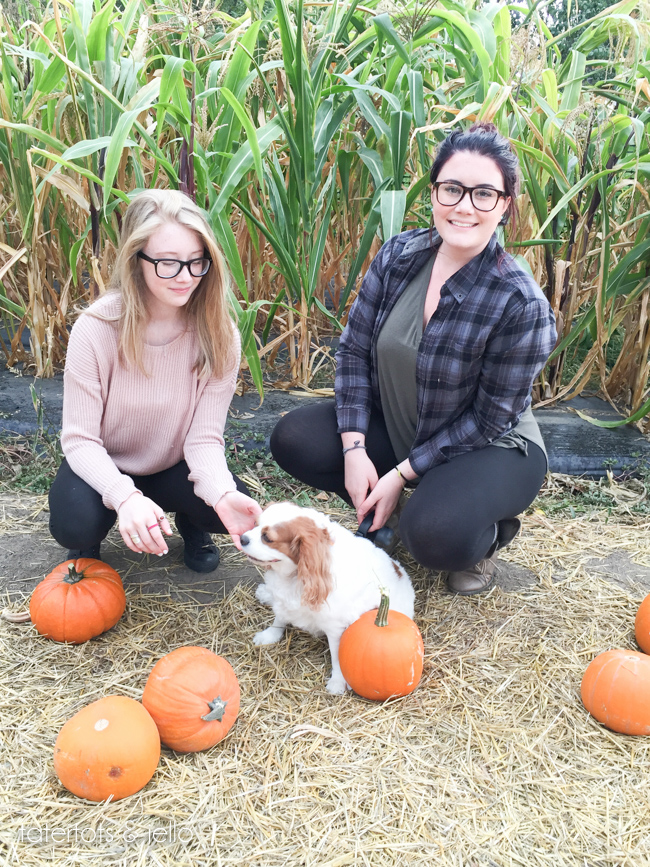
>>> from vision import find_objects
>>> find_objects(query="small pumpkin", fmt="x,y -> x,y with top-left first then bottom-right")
581,649 -> 650,735
339,590 -> 424,701
30,559 -> 126,644
142,646 -> 240,752
54,695 -> 160,802
635,594 -> 650,654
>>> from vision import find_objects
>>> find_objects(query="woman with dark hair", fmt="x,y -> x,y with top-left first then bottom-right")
49,189 -> 261,572
270,122 -> 556,594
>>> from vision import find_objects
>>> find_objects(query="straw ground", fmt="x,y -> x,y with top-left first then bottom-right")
2,477 -> 650,866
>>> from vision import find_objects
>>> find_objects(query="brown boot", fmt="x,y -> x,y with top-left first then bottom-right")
446,518 -> 521,596
446,547 -> 498,595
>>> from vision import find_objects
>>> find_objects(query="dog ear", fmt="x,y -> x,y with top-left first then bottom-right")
288,516 -> 333,609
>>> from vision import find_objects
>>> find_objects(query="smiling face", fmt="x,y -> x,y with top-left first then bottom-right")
431,151 -> 510,265
139,221 -> 205,318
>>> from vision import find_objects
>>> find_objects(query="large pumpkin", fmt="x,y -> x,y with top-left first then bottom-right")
339,591 -> 424,700
30,559 -> 126,644
581,649 -> 650,735
142,646 -> 240,752
54,695 -> 160,801
635,595 -> 650,654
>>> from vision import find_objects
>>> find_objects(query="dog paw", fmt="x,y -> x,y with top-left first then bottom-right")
253,626 -> 284,645
325,675 -> 349,695
255,584 -> 273,606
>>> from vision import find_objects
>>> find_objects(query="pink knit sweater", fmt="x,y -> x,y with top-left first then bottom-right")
61,293 -> 239,512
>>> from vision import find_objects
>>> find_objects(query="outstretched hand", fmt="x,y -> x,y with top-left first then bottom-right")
215,491 -> 262,550
117,491 -> 173,555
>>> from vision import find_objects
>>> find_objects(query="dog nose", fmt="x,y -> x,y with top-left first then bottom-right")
240,533 -> 250,547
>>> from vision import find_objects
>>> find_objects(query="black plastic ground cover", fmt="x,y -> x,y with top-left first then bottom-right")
1,368 -> 648,479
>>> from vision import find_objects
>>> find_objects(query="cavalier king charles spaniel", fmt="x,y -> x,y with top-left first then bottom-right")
240,502 -> 415,694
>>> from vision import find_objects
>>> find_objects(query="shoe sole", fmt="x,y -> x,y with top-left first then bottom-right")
446,574 -> 496,596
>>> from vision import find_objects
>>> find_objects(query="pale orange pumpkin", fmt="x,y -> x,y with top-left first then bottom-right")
54,695 -> 160,801
30,559 -> 126,644
339,591 -> 424,700
581,649 -> 650,735
635,595 -> 650,654
142,646 -> 240,752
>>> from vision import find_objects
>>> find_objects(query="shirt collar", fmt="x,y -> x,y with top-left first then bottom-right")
402,230 -> 500,304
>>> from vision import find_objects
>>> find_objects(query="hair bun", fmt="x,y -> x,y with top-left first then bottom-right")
468,121 -> 498,135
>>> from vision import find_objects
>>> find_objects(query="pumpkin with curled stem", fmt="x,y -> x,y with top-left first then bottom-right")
54,695 -> 160,802
30,559 -> 126,644
142,646 -> 240,752
581,649 -> 650,735
339,590 -> 424,700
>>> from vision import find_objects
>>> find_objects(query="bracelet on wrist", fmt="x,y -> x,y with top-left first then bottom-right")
342,439 -> 367,456
394,465 -> 406,483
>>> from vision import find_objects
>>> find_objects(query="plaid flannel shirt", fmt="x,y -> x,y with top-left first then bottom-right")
335,228 -> 557,477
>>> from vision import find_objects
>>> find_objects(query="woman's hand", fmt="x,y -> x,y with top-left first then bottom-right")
359,469 -> 404,532
344,449 -> 379,517
215,491 -> 262,550
118,491 -> 173,555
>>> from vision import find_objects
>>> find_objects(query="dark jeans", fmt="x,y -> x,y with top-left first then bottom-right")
270,400 -> 547,572
49,459 -> 250,551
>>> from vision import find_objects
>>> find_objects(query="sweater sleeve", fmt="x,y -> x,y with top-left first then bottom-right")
61,315 -> 141,511
184,326 -> 241,508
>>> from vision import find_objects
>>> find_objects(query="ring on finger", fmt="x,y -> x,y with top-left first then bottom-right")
146,523 -> 159,531
131,534 -> 141,542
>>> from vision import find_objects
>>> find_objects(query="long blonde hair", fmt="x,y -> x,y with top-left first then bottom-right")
109,189 -> 235,379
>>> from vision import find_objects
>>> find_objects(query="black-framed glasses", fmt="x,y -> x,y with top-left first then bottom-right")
433,181 -> 506,212
137,250 -> 212,279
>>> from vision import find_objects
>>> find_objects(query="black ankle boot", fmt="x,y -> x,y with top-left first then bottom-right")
67,543 -> 102,561
175,513 -> 220,573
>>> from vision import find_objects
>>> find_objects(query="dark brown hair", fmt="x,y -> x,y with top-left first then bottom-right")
429,121 -> 520,239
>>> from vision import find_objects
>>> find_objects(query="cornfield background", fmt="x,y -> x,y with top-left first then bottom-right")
0,0 -> 649,427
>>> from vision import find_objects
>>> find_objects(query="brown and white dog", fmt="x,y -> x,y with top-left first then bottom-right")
240,502 -> 415,694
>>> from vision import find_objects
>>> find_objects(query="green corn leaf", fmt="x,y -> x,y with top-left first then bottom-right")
575,395 -> 650,428
380,190 -> 406,240
220,88 -> 264,193
213,117 -> 284,215
390,110 -> 411,190
63,135 -> 137,160
86,0 -> 116,63
372,14 -> 409,64
212,209 -> 249,303
559,50 -> 586,112
103,77 -> 162,212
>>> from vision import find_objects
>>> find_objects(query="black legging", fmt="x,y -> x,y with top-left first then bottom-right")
49,459 -> 251,551
270,400 -> 547,572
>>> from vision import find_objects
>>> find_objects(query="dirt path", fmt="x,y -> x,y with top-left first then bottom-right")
3,491 -> 650,614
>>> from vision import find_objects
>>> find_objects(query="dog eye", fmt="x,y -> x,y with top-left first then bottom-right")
261,532 -> 271,543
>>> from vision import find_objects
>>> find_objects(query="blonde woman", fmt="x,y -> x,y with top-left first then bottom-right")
49,189 -> 261,572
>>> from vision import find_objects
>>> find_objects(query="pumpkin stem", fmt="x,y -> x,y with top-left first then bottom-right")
375,589 -> 390,628
63,563 -> 86,584
201,696 -> 227,722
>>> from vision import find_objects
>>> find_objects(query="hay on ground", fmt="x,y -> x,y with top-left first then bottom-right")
1,485 -> 650,865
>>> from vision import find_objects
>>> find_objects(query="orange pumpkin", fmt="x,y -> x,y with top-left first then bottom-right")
142,646 -> 240,752
30,559 -> 126,644
339,591 -> 424,701
54,695 -> 160,801
635,595 -> 650,654
581,649 -> 650,735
